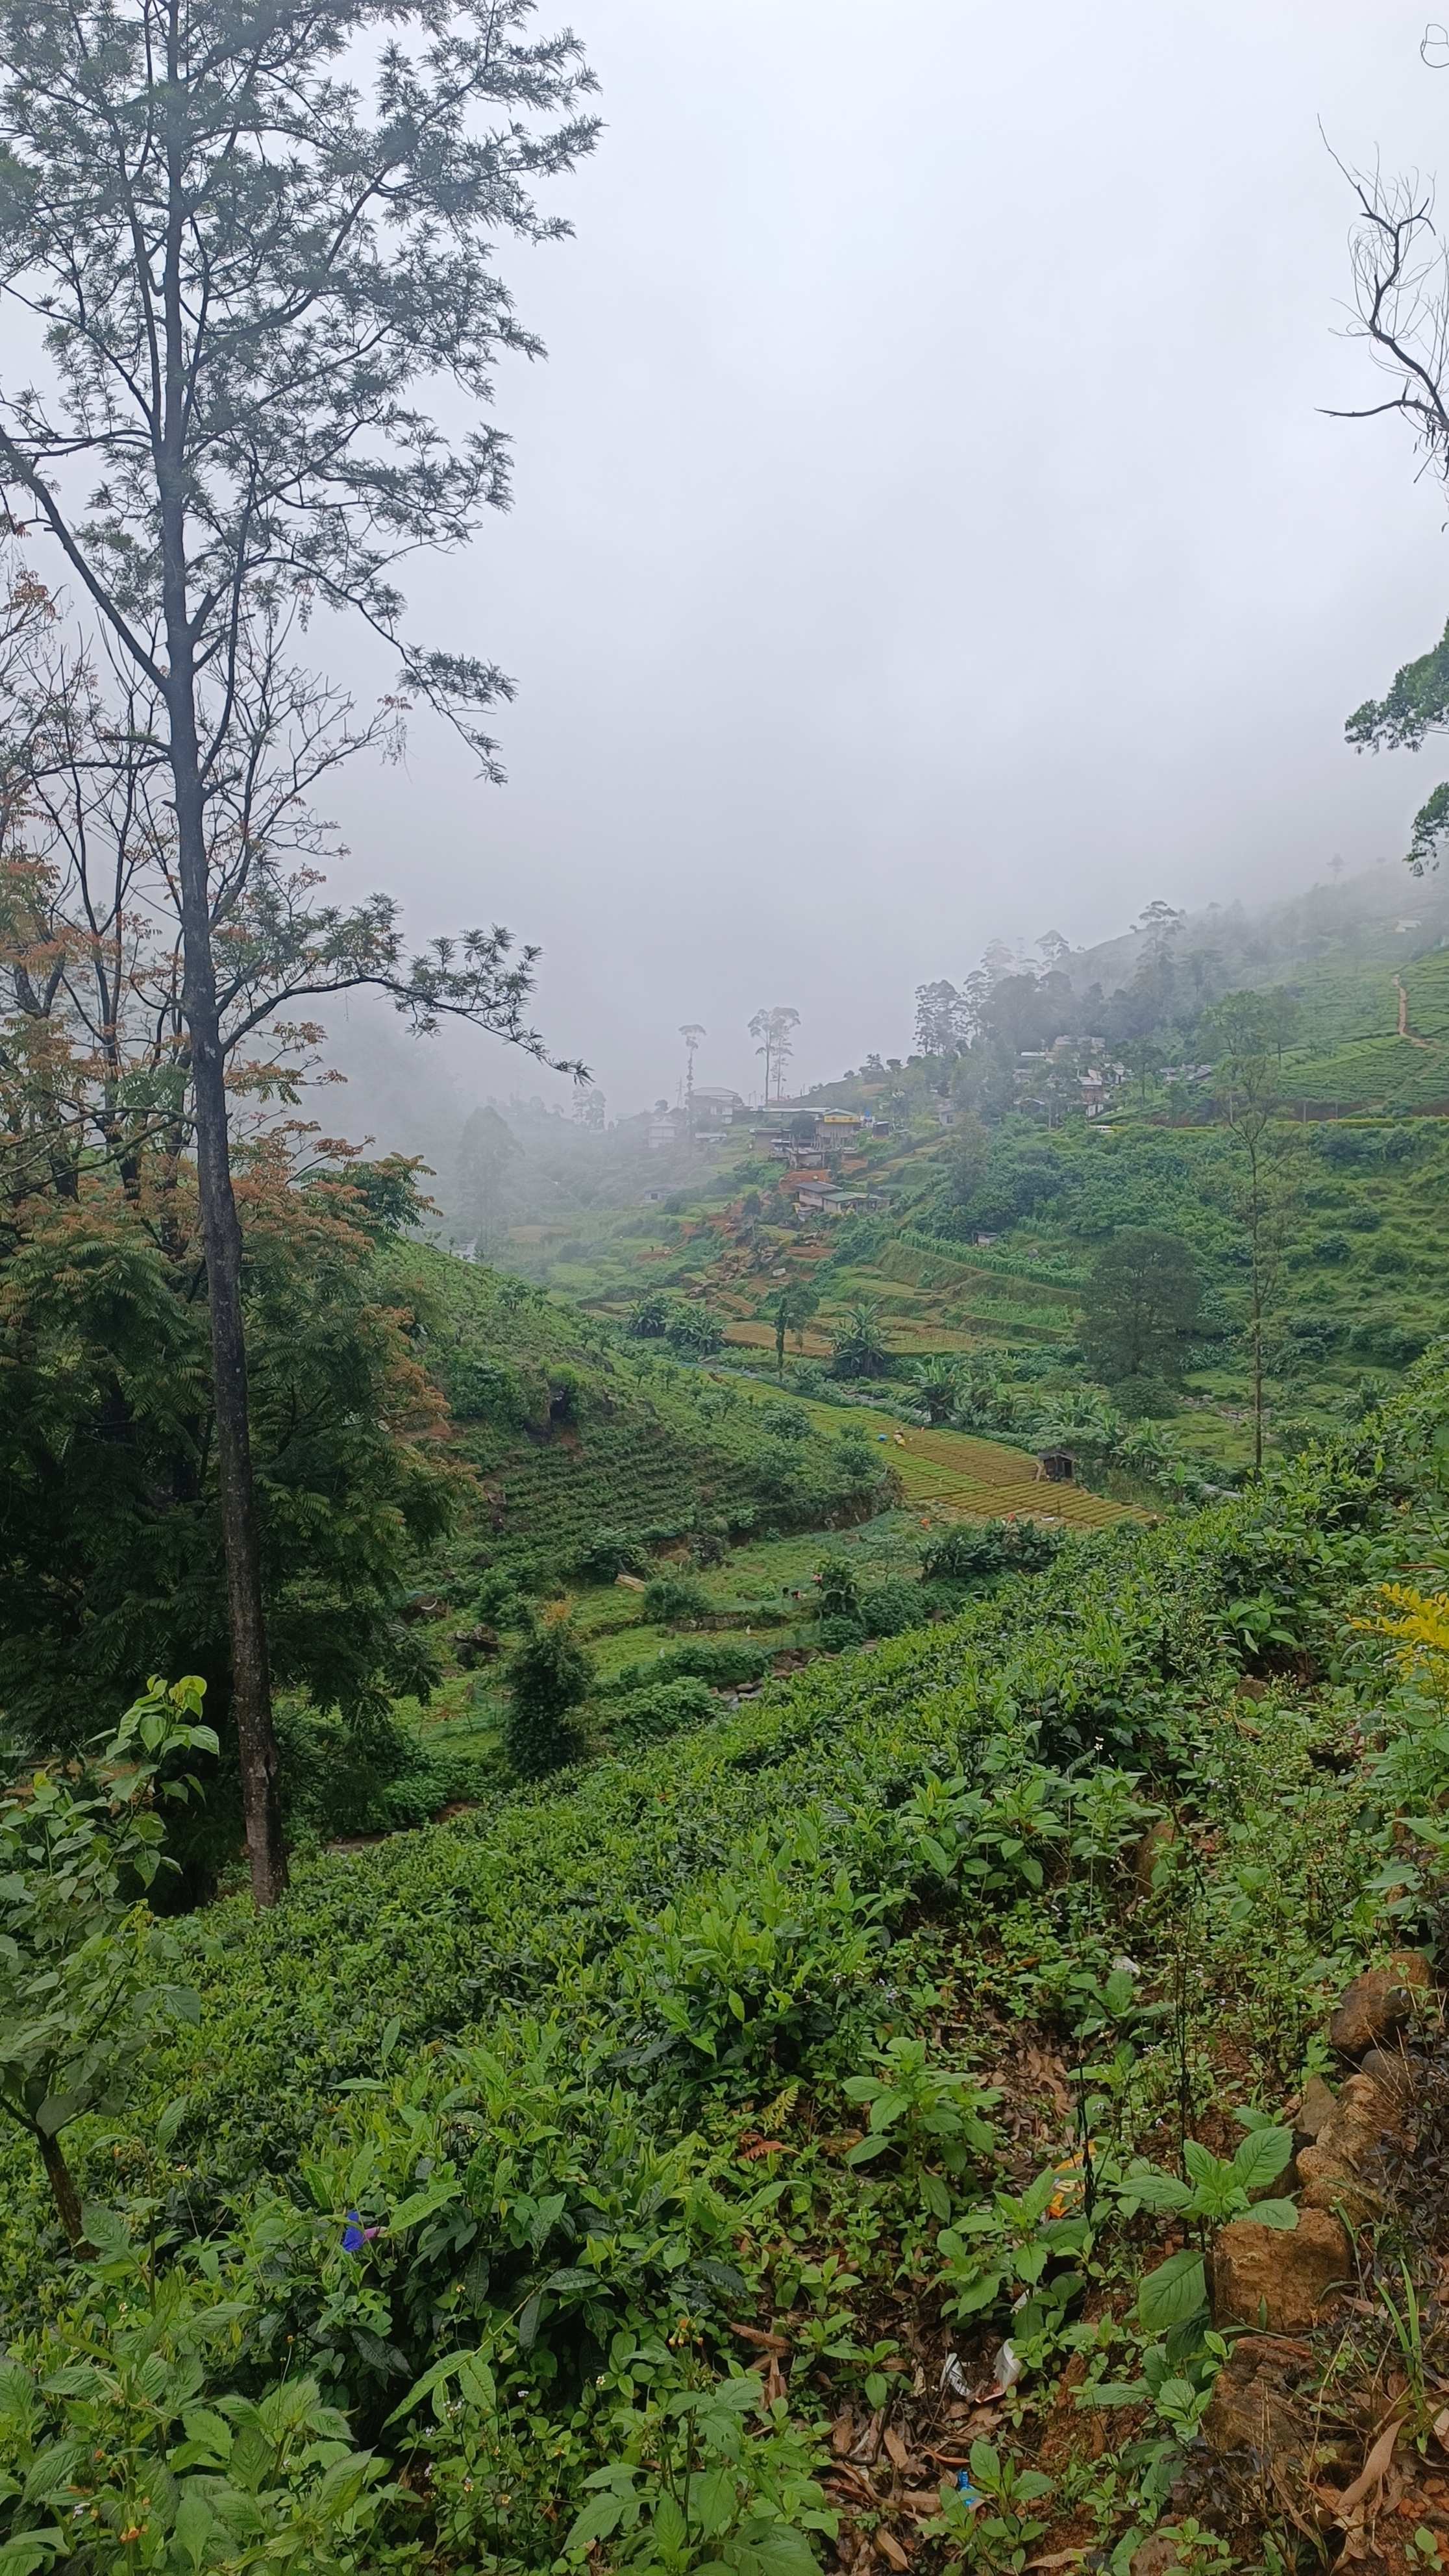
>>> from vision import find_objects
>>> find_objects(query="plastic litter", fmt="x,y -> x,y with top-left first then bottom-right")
938,2351 -> 972,2398
989,2340 -> 1022,2395
1111,1953 -> 1139,1977
341,2208 -> 380,2253
954,2475 -> 985,2510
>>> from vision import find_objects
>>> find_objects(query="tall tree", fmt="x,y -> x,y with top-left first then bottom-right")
1079,1229 -> 1201,1389
1332,157 -> 1449,869
0,1 -> 598,1903
749,1005 -> 800,1103
771,1280 -> 819,1378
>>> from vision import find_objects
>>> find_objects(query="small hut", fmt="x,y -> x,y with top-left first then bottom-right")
1035,1447 -> 1075,1483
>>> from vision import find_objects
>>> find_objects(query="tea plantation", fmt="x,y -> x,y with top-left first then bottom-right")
5,1350 -> 1449,2572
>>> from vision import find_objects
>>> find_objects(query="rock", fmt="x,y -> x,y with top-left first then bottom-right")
1210,2211 -> 1351,2331
1297,2075 -> 1337,2138
1359,2046 -> 1416,2108
1130,2536 -> 1187,2576
1133,1816 -> 1176,1894
1328,1954 -> 1432,2057
1296,2068 -> 1410,2225
1200,2332 -> 1313,2462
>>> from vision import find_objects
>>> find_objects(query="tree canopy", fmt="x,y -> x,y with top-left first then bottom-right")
1078,1228 -> 1202,1387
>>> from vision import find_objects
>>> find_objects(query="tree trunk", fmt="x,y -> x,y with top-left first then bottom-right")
158,78 -> 286,1909
38,2125 -> 91,2251
167,708 -> 288,1907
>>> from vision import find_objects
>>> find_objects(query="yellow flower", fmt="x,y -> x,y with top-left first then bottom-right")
1353,1584 -> 1449,1704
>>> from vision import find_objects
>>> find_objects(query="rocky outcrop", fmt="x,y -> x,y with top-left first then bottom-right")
1295,2067 -> 1412,2226
1200,2331 -> 1316,2461
1209,2209 -> 1352,2331
1327,1953 -> 1431,2056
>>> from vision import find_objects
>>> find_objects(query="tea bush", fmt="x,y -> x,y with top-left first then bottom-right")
3,1359 -> 1448,2570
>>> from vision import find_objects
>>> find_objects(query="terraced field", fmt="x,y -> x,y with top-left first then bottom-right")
782,1393 -> 1131,1530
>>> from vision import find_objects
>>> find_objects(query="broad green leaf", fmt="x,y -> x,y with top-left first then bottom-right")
1122,2168 -> 1193,2213
1251,2198 -> 1299,2231
920,2170 -> 951,2220
564,2488 -> 628,2552
384,2346 -> 493,2427
843,2135 -> 891,2166
1137,2248 -> 1207,2334
389,2179 -> 460,2231
653,2490 -> 689,2552
732,2519 -> 821,2576
867,2090 -> 911,2132
695,2464 -> 741,2534
1230,2125 -> 1293,2192
171,2493 -> 216,2574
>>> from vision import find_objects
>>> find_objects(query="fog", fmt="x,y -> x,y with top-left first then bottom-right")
316,0 -> 1449,1132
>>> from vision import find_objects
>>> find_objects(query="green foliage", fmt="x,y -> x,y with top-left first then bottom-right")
904,1359 -> 961,1422
813,1556 -> 860,1622
6,1361 -> 1449,2564
665,1306 -> 724,1358
642,1575 -> 712,1627
610,1679 -> 717,1748
770,1285 -> 819,1380
936,2162 -> 1094,2338
0,2211 -> 394,2571
563,2372 -> 834,2576
921,1518 -> 1061,1585
1118,2120 -> 1296,2331
0,1191 -> 460,1774
0,1678 -> 216,2241
841,2038 -> 998,2216
503,1614 -> 591,1779
858,1578 -> 926,1638
1078,1228 -> 1202,1385
828,1304 -> 889,1380
576,1528 -> 652,1582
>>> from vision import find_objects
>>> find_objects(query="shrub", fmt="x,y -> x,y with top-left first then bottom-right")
575,1526 -> 650,1582
921,1517 -> 1061,1585
642,1574 -> 712,1626
502,1611 -> 591,1777
815,1555 -> 861,1620
610,1678 -> 716,1746
860,1578 -> 927,1638
789,1361 -> 829,1397
1351,1322 -> 1430,1369
818,1613 -> 866,1650
760,1403 -> 811,1443
665,1306 -> 723,1357
663,1639 -> 774,1688
473,1567 -> 528,1624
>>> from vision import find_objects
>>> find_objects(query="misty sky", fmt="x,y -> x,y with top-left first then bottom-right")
320,0 -> 1449,1128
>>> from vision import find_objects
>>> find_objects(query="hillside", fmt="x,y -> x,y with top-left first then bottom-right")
5,1363 -> 1449,2573
480,885 -> 1449,1485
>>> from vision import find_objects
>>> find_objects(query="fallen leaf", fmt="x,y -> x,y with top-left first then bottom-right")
852,2410 -> 885,2466
831,2410 -> 856,2457
884,2430 -> 910,2471
874,2534 -> 910,2571
1333,2418 -> 1406,2521
728,2322 -> 791,2354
